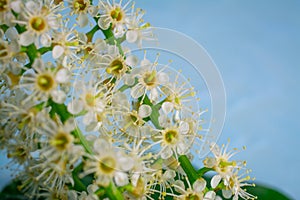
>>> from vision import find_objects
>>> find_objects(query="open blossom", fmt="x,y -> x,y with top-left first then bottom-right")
127,57 -> 169,102
154,117 -> 191,159
111,91 -> 152,138
98,0 -> 133,38
67,0 -> 97,27
0,0 -> 21,26
51,20 -> 83,67
0,27 -> 25,75
96,44 -> 134,78
221,169 -> 256,200
125,8 -> 154,47
18,58 -> 70,104
81,138 -> 133,187
204,142 -> 242,189
67,77 -> 112,127
174,178 -> 221,200
15,1 -> 61,47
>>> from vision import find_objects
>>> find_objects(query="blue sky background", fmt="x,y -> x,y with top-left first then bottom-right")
0,0 -> 299,199
134,0 -> 300,198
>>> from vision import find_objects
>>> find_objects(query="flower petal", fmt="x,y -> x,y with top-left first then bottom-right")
77,14 -> 88,27
98,16 -> 110,30
162,102 -> 174,114
211,175 -> 221,189
193,178 -> 206,193
138,104 -> 152,118
51,90 -> 66,104
222,189 -> 233,199
5,27 -> 18,41
67,99 -> 83,115
161,147 -> 172,159
126,30 -> 138,43
157,72 -> 169,85
179,121 -> 189,135
11,0 -> 21,13
56,68 -> 71,83
123,74 -> 135,86
174,180 -> 185,194
93,138 -> 110,154
19,31 -> 34,46
114,171 -> 129,186
130,84 -> 144,99
25,1 -> 38,13
149,88 -> 159,101
204,191 -> 216,200
40,33 -> 51,47
53,45 -> 64,59
125,55 -> 139,67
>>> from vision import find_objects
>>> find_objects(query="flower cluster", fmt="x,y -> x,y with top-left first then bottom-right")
0,0 -> 255,199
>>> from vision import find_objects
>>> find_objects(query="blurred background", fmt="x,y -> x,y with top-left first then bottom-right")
134,0 -> 299,199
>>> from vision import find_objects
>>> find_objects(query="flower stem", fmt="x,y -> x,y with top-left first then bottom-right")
106,182 -> 124,200
86,25 -> 100,43
197,167 -> 213,177
178,155 -> 198,184
72,128 -> 93,154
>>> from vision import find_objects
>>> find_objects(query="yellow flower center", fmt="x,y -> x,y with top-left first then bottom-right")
0,0 -> 8,12
142,71 -> 157,87
74,0 -> 88,11
36,73 -> 55,92
130,113 -> 139,125
7,147 -> 27,161
163,129 -> 179,144
96,112 -> 104,122
85,93 -> 95,107
30,16 -> 47,32
110,7 -> 123,21
106,59 -> 125,76
217,158 -> 236,173
99,156 -> 116,174
184,193 -> 201,200
131,177 -> 145,198
54,0 -> 63,5
50,131 -> 73,151
0,42 -> 8,58
6,71 -> 20,87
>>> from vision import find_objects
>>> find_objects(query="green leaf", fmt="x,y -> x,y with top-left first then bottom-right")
243,183 -> 292,200
0,181 -> 26,200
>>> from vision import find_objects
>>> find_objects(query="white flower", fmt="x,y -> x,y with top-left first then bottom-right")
125,8 -> 154,47
98,0 -> 133,38
222,169 -> 256,200
155,120 -> 190,159
112,92 -> 152,138
15,1 -> 61,47
0,0 -> 21,26
81,138 -> 132,187
129,58 -> 169,102
67,78 -> 110,129
51,20 -> 82,67
18,58 -> 68,104
67,0 -> 96,27
0,28 -> 23,75
95,44 -> 132,78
